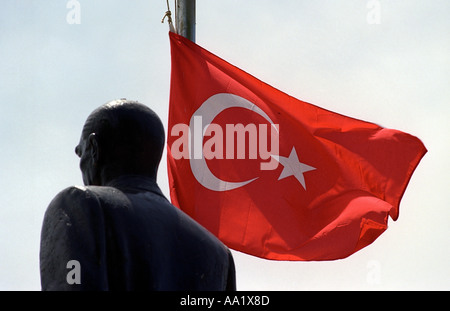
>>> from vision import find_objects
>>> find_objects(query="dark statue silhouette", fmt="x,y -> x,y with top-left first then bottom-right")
40,99 -> 236,290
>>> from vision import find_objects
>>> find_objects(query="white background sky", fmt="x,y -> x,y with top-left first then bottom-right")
0,0 -> 449,290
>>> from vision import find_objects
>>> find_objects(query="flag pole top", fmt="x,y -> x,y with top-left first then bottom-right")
175,0 -> 196,42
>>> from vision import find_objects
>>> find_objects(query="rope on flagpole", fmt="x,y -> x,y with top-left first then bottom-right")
162,0 -> 176,33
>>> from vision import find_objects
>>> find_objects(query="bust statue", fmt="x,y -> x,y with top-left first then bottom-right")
40,99 -> 236,290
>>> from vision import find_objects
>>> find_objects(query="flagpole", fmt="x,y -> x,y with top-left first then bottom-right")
175,0 -> 196,42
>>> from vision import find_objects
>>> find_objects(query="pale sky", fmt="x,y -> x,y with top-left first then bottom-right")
0,0 -> 449,290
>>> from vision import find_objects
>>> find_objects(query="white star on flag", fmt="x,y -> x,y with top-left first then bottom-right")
273,147 -> 316,190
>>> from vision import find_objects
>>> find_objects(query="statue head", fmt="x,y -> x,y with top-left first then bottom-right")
75,99 -> 165,186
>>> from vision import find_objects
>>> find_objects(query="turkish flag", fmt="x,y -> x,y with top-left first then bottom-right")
167,32 -> 427,261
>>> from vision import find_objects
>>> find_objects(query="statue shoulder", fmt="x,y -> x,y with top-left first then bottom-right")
40,186 -> 109,290
44,186 -> 104,221
50,185 -> 100,204
46,185 -> 131,217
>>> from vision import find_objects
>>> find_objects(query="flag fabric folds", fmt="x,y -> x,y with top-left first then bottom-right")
167,32 -> 427,261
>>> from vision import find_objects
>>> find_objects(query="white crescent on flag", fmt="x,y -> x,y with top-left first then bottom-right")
189,93 -> 277,191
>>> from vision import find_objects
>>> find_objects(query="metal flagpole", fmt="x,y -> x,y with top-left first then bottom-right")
175,0 -> 196,42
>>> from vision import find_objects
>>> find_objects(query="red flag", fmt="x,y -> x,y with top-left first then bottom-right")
167,32 -> 427,261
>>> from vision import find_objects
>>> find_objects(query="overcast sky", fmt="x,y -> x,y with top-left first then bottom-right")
0,0 -> 449,290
